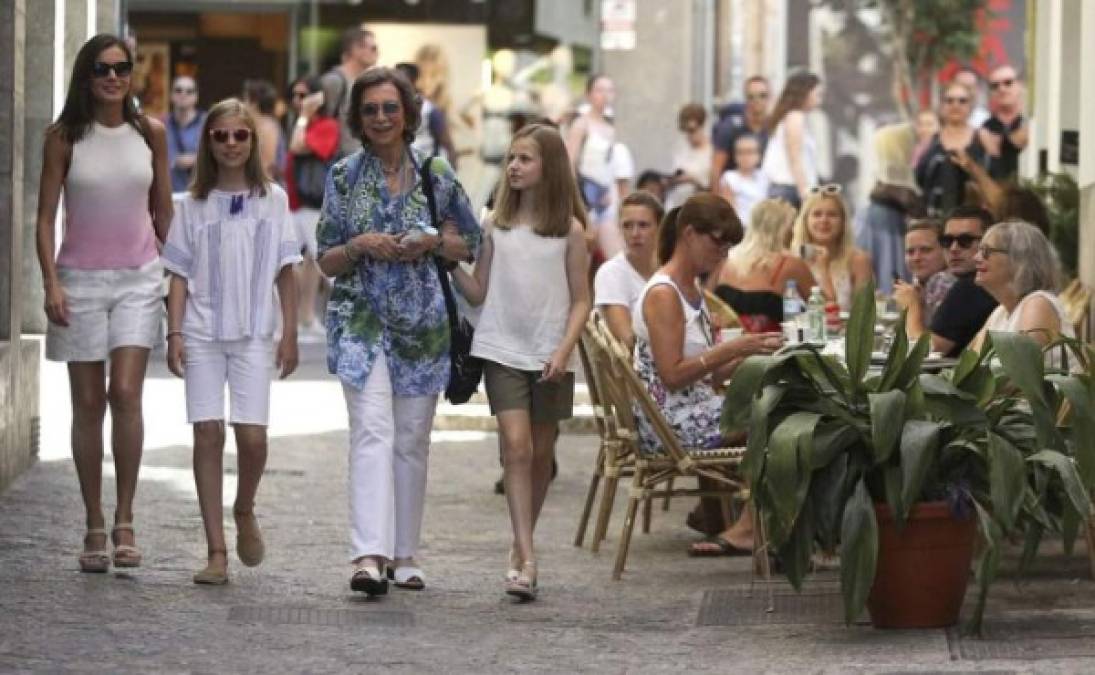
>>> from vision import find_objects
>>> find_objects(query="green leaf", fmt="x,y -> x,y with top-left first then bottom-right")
1047,374 -> 1095,492
899,420 -> 942,517
1018,519 -> 1044,575
987,433 -> 1027,531
778,505 -> 815,591
809,453 -> 849,551
742,385 -> 786,488
811,422 -> 860,469
967,499 -> 1002,636
989,331 -> 1058,448
892,334 -> 931,390
1028,450 -> 1092,518
765,412 -> 822,541
869,390 -> 907,464
1062,501 -> 1081,556
882,465 -> 903,529
951,347 -> 985,385
845,279 -> 876,390
877,312 -> 909,391
721,354 -> 776,433
839,479 -> 878,625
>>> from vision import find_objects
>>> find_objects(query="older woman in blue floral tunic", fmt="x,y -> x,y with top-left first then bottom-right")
316,68 -> 479,596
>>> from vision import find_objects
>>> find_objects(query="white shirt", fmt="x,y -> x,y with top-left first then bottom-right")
594,253 -> 647,312
720,169 -> 770,228
471,224 -> 577,372
610,142 -> 635,182
163,185 -> 302,342
762,116 -> 818,187
982,291 -> 1076,370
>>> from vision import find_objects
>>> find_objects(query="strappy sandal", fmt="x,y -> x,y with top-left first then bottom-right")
505,561 -> 537,601
111,523 -> 142,568
505,547 -> 521,583
233,510 -> 265,567
350,559 -> 389,596
193,550 -> 229,585
387,564 -> 426,591
78,528 -> 111,573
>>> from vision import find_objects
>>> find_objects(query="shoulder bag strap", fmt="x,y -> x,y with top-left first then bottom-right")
419,157 -> 459,332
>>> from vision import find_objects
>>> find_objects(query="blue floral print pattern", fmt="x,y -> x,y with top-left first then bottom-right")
632,337 -> 724,455
316,147 -> 480,395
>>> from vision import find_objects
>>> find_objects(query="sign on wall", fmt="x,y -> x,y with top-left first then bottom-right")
601,0 -> 636,50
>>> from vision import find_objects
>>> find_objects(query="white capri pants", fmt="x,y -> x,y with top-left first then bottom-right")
344,353 -> 438,563
184,338 -> 274,425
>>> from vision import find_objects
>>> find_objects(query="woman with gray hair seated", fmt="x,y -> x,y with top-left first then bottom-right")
969,220 -> 1074,367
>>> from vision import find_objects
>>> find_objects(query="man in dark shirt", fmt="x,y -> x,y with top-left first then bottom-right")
709,75 -> 770,191
903,205 -> 997,357
320,25 -> 379,158
980,65 -> 1027,180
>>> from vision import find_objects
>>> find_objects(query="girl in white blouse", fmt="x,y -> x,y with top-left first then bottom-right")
163,99 -> 301,585
452,124 -> 591,600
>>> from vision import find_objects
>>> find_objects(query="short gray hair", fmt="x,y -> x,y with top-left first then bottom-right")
989,220 -> 1061,297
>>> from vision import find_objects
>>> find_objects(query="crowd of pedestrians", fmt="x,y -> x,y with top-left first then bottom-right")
36,26 -> 1075,602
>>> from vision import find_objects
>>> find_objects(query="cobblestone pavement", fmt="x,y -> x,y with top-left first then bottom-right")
3,343 -> 1095,673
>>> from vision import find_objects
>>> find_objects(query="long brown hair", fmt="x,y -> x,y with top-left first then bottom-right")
492,124 -> 587,237
189,98 -> 269,199
49,34 -> 145,145
765,71 -> 821,134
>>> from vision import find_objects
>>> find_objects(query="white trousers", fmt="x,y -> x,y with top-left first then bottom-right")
344,353 -> 438,562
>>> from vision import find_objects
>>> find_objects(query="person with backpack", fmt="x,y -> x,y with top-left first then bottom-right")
314,68 -> 479,597
320,25 -> 379,159
285,75 -> 339,339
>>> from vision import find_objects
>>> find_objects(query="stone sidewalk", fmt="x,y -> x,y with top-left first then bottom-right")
3,347 -> 1095,673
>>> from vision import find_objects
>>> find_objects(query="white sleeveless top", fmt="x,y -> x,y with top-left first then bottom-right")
577,121 -> 615,187
762,116 -> 818,187
982,291 -> 1076,370
633,273 -> 713,359
471,224 -> 577,372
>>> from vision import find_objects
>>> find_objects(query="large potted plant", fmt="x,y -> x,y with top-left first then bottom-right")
722,281 -> 1093,633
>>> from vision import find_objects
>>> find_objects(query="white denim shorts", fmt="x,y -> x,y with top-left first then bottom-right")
184,338 -> 274,425
292,207 -> 320,259
45,258 -> 164,362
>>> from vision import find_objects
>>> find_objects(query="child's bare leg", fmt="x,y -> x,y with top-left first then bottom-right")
232,423 -> 268,567
193,420 -> 227,571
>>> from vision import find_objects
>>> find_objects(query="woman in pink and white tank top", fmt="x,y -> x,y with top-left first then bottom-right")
34,34 -> 173,574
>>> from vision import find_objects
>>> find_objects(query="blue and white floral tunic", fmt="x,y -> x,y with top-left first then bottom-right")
316,147 -> 480,395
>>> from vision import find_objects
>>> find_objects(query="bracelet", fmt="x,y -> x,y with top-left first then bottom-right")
343,242 -> 359,264
166,330 -> 183,340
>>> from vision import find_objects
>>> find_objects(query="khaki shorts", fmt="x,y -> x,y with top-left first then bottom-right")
483,361 -> 575,424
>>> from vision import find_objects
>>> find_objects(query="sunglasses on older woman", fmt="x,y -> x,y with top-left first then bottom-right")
361,101 -> 401,118
209,128 -> 252,144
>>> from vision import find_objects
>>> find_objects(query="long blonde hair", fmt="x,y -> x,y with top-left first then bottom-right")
492,124 -> 587,237
729,199 -> 796,272
791,192 -> 854,279
189,98 -> 268,199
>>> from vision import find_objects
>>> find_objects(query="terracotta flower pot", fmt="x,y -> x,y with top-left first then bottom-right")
867,500 -> 976,629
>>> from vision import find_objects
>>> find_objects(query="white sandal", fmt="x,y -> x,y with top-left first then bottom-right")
389,565 -> 426,590
78,528 -> 110,573
350,560 -> 389,596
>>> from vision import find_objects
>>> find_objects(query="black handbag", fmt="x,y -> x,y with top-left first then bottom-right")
419,159 -> 483,405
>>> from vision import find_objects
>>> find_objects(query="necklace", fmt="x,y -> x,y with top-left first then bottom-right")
380,151 -> 404,176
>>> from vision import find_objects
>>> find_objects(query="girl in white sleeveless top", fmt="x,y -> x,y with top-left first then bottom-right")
453,124 -> 591,601
761,72 -> 823,208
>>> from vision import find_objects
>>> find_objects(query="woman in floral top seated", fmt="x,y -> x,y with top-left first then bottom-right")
632,193 -> 783,556
315,67 -> 480,597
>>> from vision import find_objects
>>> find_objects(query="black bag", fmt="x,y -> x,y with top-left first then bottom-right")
419,159 -> 483,404
294,153 -> 331,208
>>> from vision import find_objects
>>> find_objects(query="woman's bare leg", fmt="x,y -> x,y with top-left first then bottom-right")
68,362 -> 108,549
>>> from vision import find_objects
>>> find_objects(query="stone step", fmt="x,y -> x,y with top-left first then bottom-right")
433,383 -> 598,434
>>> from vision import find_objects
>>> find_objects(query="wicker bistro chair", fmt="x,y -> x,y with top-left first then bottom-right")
573,315 -> 640,551
589,318 -> 766,580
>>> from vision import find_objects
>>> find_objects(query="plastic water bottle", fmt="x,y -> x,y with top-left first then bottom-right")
807,286 -> 826,342
782,280 -> 802,324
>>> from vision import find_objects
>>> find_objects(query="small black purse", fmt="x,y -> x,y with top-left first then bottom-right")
419,160 -> 483,405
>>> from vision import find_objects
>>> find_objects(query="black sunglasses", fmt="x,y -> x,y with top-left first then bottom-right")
944,96 -> 969,105
361,101 -> 401,118
173,87 -> 196,95
209,128 -> 252,144
939,233 -> 981,249
989,78 -> 1015,90
91,61 -> 133,78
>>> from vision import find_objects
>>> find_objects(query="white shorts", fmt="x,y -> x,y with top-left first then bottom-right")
45,259 -> 164,362
292,208 -> 320,259
184,338 -> 274,425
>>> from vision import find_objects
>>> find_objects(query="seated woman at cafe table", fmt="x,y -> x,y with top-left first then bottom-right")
710,198 -> 815,333
790,186 -> 873,311
593,191 -> 665,350
967,219 -> 1074,367
892,219 -> 954,326
632,193 -> 783,556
